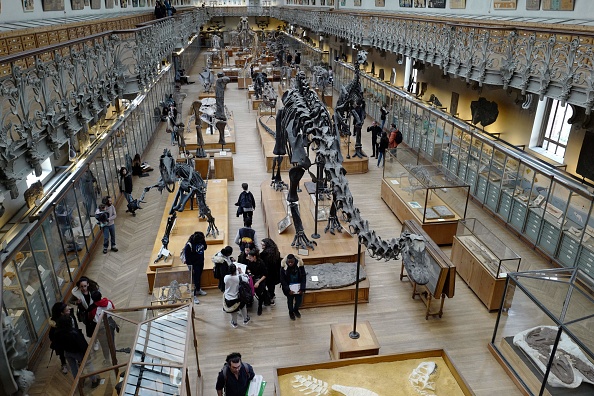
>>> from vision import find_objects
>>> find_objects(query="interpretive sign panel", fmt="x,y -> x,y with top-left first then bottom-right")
494,0 -> 517,9
450,0 -> 466,8
43,0 -> 65,11
543,0 -> 574,10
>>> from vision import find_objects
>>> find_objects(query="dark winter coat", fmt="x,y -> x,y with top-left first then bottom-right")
280,256 -> 307,296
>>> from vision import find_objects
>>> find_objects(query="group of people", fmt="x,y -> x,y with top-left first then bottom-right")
367,117 -> 403,167
154,0 -> 174,18
48,277 -> 116,387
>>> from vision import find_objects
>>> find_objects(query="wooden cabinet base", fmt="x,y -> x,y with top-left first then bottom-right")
330,321 -> 379,360
451,237 -> 506,311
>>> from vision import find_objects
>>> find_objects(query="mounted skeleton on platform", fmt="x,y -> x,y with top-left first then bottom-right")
230,17 -> 258,51
271,51 -> 430,285
139,149 -> 218,263
334,51 -> 367,158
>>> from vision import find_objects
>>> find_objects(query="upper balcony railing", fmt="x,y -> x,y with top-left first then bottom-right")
265,7 -> 594,117
0,10 -> 210,201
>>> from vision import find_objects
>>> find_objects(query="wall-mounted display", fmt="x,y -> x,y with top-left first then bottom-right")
132,0 -> 138,6
414,0 -> 426,7
526,0 -> 540,10
71,0 -> 85,10
450,0 -> 466,8
543,0 -> 574,10
375,0 -> 385,7
23,0 -> 34,12
105,0 -> 114,8
121,0 -> 128,8
140,0 -> 146,7
91,0 -> 101,8
428,0 -> 446,7
494,0 -> 517,9
400,0 -> 413,7
354,0 -> 361,6
42,0 -> 65,11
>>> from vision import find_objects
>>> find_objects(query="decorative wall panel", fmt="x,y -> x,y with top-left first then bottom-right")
526,0 -> 540,10
71,0 -> 85,10
42,0 -> 65,11
542,0 -> 574,10
450,0 -> 465,8
23,0 -> 34,12
493,0 -> 516,9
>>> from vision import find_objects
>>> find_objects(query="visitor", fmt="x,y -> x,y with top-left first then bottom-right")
223,264 -> 250,328
235,183 -> 256,224
49,302 -> 76,375
119,167 -> 136,216
52,314 -> 101,387
388,123 -> 403,158
380,103 -> 389,131
87,291 -> 117,365
131,153 -> 151,177
280,254 -> 306,320
245,249 -> 269,316
215,352 -> 255,396
234,218 -> 258,252
367,121 -> 382,158
183,231 -> 208,304
69,276 -> 100,349
377,131 -> 389,167
96,196 -> 117,254
260,238 -> 281,305
212,246 -> 234,292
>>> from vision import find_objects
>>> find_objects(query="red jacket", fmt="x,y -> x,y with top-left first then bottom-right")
388,129 -> 399,149
87,298 -> 115,324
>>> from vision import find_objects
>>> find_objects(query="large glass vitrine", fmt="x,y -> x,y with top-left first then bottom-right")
490,268 -> 594,396
381,148 -> 470,245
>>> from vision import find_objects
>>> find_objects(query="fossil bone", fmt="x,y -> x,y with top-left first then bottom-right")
331,384 -> 379,396
409,362 -> 437,395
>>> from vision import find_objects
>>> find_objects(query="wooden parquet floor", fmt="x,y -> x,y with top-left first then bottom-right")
28,56 -> 556,396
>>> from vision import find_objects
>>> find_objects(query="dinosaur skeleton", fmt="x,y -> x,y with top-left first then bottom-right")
139,149 -> 217,263
334,50 -> 367,158
272,51 -> 429,283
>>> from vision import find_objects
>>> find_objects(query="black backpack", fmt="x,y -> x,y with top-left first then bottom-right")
395,130 -> 403,144
238,277 -> 253,305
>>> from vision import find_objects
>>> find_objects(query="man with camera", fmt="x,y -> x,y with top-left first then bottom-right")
95,196 -> 117,254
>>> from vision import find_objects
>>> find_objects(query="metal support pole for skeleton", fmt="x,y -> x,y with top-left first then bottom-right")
350,238 -> 362,339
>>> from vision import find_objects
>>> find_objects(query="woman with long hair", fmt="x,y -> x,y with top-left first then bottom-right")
260,238 -> 281,305
131,153 -> 151,177
183,231 -> 208,304
68,276 -> 100,348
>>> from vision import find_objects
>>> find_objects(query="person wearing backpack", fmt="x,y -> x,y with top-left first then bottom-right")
388,123 -> 403,158
280,254 -> 306,321
183,231 -> 208,304
235,183 -> 256,225
223,264 -> 250,328
49,302 -> 77,375
87,291 -> 117,365
234,218 -> 259,252
215,352 -> 255,396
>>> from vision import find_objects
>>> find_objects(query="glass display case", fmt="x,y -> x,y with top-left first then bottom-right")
381,148 -> 470,245
490,267 -> 594,396
452,218 -> 521,310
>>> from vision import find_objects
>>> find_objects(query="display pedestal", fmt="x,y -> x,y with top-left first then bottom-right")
146,179 -> 228,293
329,321 -> 380,360
177,154 -> 234,181
340,138 -> 369,174
183,113 -> 236,153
